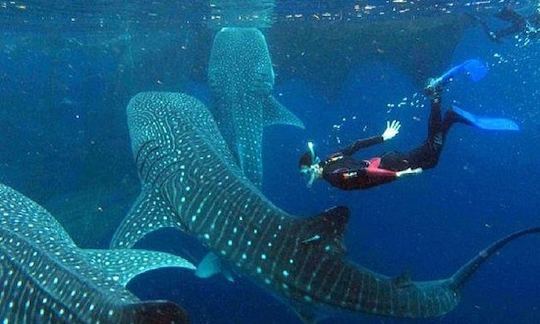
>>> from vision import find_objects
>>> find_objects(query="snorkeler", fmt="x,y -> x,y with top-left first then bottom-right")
299,59 -> 520,190
474,5 -> 540,42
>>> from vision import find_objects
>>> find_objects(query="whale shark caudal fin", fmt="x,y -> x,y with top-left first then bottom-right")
450,227 -> 540,291
263,95 -> 305,129
122,300 -> 189,324
84,249 -> 195,286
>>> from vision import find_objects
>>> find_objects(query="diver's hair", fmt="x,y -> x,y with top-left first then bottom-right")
299,152 -> 313,168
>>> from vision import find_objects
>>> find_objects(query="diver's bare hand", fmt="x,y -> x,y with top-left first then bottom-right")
382,120 -> 401,141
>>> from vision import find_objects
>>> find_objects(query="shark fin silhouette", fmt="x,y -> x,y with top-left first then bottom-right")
263,95 -> 305,129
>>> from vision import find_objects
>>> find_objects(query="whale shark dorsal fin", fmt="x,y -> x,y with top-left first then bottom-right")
83,249 -> 195,287
298,206 -> 350,255
263,95 -> 305,129
111,186 -> 184,249
195,252 -> 235,282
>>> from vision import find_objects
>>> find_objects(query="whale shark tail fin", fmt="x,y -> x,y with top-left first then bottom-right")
263,95 -> 305,129
450,227 -> 540,291
124,300 -> 189,324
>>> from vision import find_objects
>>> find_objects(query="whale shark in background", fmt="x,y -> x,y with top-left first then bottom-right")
0,182 -> 194,323
208,27 -> 305,187
111,91 -> 539,322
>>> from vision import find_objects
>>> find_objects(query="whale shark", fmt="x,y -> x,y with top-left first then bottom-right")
0,182 -> 194,323
111,91 -> 539,322
208,27 -> 305,187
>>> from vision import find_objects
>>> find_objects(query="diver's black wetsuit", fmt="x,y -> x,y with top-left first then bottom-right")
478,6 -> 540,42
320,96 -> 455,190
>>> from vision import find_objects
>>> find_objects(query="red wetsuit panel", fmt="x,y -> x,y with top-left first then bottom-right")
323,157 -> 397,190
365,158 -> 398,178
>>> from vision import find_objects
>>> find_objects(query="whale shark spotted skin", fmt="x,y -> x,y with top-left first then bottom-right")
208,27 -> 305,187
0,182 -> 194,323
112,91 -> 539,321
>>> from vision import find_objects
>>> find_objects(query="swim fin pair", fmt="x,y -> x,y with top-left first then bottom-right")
427,59 -> 519,131
427,59 -> 489,91
451,105 -> 520,131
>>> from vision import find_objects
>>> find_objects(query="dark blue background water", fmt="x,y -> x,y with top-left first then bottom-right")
0,5 -> 539,323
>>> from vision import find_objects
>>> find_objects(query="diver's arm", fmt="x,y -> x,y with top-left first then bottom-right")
339,136 -> 384,156
396,168 -> 423,178
340,120 -> 401,156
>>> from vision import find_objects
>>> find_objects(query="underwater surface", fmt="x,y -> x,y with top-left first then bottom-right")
0,0 -> 539,323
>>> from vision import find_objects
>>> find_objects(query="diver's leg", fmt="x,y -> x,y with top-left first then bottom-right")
379,151 -> 411,171
380,96 -> 445,171
401,96 -> 447,170
427,95 -> 443,140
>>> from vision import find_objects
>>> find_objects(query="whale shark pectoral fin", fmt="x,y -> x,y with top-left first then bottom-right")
122,300 -> 189,324
195,252 -> 221,278
83,249 -> 195,287
195,252 -> 236,282
222,268 -> 235,283
263,95 -> 305,129
298,206 -> 350,255
110,187 -> 182,249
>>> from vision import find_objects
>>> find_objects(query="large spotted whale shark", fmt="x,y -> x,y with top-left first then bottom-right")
111,91 -> 539,322
0,182 -> 194,323
208,27 -> 305,187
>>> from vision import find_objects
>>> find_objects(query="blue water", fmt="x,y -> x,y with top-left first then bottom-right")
1,1 -> 539,323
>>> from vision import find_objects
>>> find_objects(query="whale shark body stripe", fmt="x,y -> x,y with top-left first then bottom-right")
112,91 -> 540,320
0,182 -> 192,323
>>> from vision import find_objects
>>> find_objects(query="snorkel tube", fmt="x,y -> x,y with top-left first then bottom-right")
300,141 -> 321,188
307,141 -> 318,163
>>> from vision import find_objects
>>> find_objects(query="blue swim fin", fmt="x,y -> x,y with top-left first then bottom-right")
428,59 -> 488,90
451,105 -> 520,131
